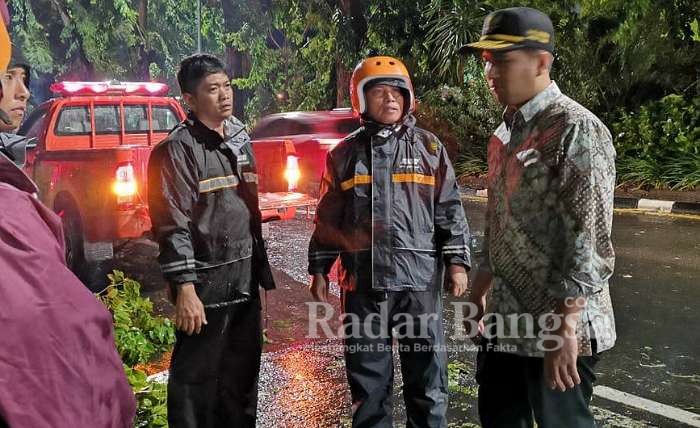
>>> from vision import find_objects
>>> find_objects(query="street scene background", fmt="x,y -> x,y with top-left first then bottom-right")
118,198 -> 700,427
6,0 -> 699,426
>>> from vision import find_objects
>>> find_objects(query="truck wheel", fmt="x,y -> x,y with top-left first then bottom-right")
62,207 -> 85,274
60,206 -> 107,292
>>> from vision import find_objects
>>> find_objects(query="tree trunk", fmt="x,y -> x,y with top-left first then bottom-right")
336,59 -> 352,108
134,0 -> 151,80
29,0 -> 94,80
225,46 -> 250,118
334,0 -> 366,107
221,0 -> 251,119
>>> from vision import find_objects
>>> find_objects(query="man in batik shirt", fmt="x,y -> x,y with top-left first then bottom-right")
459,7 -> 616,428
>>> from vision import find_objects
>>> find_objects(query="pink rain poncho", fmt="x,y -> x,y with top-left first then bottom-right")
0,149 -> 136,427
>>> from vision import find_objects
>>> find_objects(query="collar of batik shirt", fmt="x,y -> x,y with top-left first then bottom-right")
503,81 -> 562,129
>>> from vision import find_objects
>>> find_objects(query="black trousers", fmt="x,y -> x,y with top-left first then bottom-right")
342,289 -> 448,428
167,299 -> 262,428
476,340 -> 600,428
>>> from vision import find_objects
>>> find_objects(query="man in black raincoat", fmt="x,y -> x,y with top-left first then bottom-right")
148,53 -> 275,428
308,56 -> 471,427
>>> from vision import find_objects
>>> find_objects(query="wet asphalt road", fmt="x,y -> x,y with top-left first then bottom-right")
127,199 -> 699,427
254,200 -> 700,427
460,200 -> 700,415
600,209 -> 700,414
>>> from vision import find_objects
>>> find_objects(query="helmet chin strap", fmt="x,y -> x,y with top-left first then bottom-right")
361,115 -> 410,137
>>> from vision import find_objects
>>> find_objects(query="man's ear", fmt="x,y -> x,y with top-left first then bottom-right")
536,51 -> 553,76
182,92 -> 195,112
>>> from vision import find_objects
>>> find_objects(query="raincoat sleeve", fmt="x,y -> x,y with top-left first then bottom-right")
434,142 -> 471,269
552,119 -> 616,299
148,137 -> 199,286
308,152 -> 343,275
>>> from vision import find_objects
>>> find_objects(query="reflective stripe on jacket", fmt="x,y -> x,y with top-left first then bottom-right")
308,115 -> 470,291
148,113 -> 274,291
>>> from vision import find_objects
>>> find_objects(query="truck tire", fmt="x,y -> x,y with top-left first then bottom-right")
60,205 -> 109,293
62,208 -> 83,273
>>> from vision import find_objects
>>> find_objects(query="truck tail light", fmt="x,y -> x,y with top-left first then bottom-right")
284,155 -> 301,191
113,162 -> 138,206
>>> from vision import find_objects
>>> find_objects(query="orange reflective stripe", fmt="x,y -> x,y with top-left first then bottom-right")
392,173 -> 435,186
340,175 -> 372,191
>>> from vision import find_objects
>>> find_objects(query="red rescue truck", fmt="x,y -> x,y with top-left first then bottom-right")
20,81 -> 315,287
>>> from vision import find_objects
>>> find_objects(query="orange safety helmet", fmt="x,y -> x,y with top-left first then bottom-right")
0,0 -> 13,129
349,56 -> 415,119
0,0 -> 11,129
0,0 -> 10,72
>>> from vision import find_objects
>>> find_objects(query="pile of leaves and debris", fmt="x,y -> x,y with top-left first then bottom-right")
99,271 -> 175,428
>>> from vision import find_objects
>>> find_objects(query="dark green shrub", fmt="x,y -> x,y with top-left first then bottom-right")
613,95 -> 700,189
99,270 -> 176,366
99,271 -> 175,428
125,366 -> 169,428
416,59 -> 501,177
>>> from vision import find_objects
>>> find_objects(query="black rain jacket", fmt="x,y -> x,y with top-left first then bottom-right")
308,115 -> 470,292
148,113 -> 275,301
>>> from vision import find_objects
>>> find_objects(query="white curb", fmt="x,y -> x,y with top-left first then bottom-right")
637,198 -> 675,212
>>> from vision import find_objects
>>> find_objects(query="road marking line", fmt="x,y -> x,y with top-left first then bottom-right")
595,385 -> 700,427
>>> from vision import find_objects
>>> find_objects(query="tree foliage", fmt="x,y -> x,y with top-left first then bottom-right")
422,0 -> 489,86
8,0 -> 700,187
96,271 -> 174,427
10,0 -> 221,87
614,94 -> 700,190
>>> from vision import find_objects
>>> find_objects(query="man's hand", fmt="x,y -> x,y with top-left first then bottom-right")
175,283 -> 207,335
544,329 -> 580,391
464,292 -> 487,340
463,270 -> 492,340
544,297 -> 586,391
445,264 -> 469,297
309,273 -> 330,303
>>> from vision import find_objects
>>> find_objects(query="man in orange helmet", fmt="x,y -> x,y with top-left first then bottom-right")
308,56 -> 471,427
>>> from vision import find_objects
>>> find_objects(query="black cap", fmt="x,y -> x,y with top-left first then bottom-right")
459,7 -> 554,54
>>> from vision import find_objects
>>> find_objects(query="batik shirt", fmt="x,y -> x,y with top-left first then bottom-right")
481,82 -> 617,357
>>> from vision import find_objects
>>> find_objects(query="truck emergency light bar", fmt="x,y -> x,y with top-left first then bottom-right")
50,81 -> 169,97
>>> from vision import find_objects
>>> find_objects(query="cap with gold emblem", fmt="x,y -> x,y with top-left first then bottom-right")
459,7 -> 554,54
